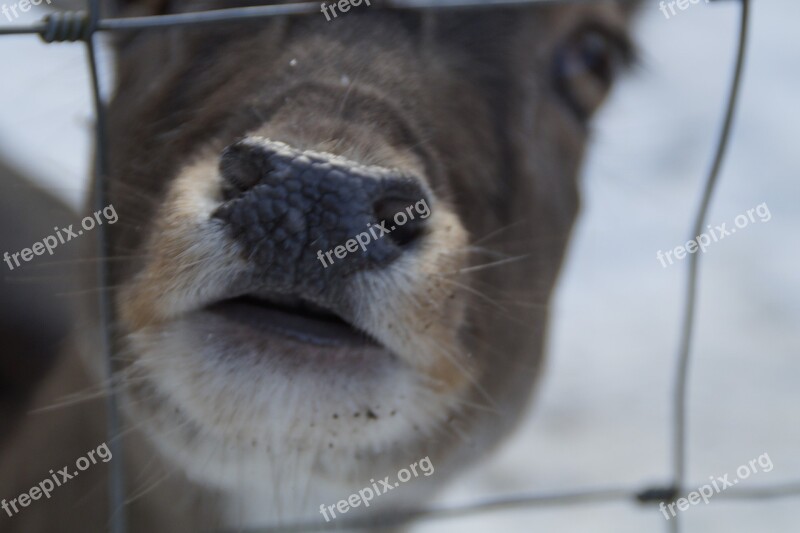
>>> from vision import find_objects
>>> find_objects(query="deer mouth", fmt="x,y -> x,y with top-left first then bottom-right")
206,293 -> 379,348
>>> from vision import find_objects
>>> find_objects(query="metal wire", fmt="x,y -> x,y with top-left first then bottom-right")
2,1 -> 795,532
236,479 -> 800,532
0,0 -> 618,36
671,2 -> 750,532
237,485 -> 637,532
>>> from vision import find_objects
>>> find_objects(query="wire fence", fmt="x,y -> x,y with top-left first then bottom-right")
4,0 -> 798,532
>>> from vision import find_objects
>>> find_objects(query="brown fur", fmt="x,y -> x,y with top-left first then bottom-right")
1,2 -> 637,531
0,162 -> 77,445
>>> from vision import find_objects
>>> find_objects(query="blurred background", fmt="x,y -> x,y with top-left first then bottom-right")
0,1 -> 797,531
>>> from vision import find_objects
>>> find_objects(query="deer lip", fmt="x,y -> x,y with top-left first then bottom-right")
205,294 -> 379,348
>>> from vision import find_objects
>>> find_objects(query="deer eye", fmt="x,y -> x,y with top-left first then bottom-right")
553,25 -> 633,122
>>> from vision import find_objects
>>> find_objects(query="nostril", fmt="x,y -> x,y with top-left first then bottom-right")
219,141 -> 274,197
373,196 -> 428,248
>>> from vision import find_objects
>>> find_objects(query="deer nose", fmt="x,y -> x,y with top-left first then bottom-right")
212,138 -> 430,295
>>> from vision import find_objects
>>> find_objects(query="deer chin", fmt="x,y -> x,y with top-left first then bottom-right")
115,292 -> 469,517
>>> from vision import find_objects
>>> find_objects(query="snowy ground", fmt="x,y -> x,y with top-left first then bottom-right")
1,1 -> 797,532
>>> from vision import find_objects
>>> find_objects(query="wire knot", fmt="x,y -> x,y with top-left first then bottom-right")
40,11 -> 94,43
636,486 -> 680,505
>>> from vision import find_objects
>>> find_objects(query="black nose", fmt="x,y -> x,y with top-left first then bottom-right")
212,138 -> 430,296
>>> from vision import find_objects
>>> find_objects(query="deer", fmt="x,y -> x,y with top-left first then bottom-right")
0,1 -> 637,531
